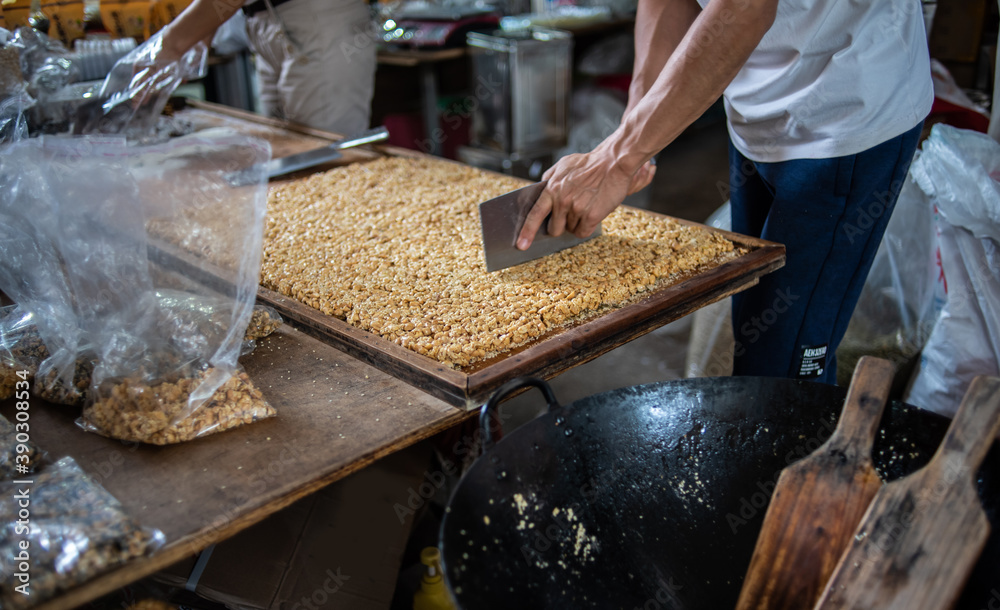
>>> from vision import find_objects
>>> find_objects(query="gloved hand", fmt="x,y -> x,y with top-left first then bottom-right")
75,30 -> 207,138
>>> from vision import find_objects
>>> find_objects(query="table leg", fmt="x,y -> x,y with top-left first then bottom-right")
420,63 -> 441,157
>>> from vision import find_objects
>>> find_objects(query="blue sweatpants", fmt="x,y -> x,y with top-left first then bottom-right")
729,123 -> 923,384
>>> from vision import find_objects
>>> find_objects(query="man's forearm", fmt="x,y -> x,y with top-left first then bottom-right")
160,0 -> 243,58
626,0 -> 701,116
611,0 -> 777,175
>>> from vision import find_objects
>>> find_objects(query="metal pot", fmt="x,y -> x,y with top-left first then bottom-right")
440,376 -> 1000,609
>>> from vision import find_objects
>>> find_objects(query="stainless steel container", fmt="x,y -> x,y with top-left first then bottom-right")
466,27 -> 572,155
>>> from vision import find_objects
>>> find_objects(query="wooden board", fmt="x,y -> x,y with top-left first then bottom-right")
735,356 -> 895,610
257,221 -> 784,409
815,375 -> 1000,610
0,324 -> 467,610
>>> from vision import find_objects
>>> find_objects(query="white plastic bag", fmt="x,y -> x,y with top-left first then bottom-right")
903,124 -> 1000,417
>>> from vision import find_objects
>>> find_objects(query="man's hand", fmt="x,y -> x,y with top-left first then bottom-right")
515,152 -> 655,250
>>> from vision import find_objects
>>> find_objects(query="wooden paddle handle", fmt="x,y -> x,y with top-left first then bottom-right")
926,375 -> 1000,480
813,376 -> 1000,610
825,356 -> 896,458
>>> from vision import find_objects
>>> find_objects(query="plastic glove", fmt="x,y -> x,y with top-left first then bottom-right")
76,30 -> 207,139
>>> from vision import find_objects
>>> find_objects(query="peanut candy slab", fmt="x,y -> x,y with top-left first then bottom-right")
262,157 -> 740,368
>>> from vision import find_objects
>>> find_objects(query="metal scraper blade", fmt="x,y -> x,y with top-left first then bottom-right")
226,126 -> 389,186
479,180 -> 602,273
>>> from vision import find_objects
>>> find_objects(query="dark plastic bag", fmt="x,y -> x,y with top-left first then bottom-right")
0,456 -> 164,609
0,412 -> 44,480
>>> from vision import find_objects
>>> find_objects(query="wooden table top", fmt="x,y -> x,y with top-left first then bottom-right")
1,324 -> 468,610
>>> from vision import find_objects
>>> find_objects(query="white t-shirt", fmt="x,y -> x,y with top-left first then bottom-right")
694,0 -> 933,162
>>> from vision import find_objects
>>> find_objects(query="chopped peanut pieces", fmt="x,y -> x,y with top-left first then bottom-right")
83,370 -> 275,445
262,157 -> 740,368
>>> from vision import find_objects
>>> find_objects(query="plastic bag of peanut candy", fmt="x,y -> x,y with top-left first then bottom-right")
1,304 -> 101,407
0,412 -> 43,480
0,305 -> 101,407
0,132 -> 276,444
0,456 -> 165,609
0,305 -> 46,401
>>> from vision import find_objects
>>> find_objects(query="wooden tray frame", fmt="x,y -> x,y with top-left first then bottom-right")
255,219 -> 784,409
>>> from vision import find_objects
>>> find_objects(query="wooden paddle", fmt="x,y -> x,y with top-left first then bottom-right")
814,375 -> 1000,610
735,355 -> 896,610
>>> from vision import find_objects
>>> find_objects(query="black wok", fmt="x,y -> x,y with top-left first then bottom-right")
440,376 -> 1000,609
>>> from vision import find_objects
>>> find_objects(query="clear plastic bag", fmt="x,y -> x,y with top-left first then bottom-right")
0,302 -> 96,407
684,202 -> 734,378
0,41 -> 24,97
0,456 -> 165,609
34,347 -> 97,405
0,33 -> 33,143
0,408 -> 45,481
7,26 -> 72,98
241,303 -> 284,356
0,131 -> 275,443
244,304 -> 283,342
0,412 -> 43,480
0,90 -> 33,143
835,166 -> 944,389
0,305 -> 48,401
5,26 -> 80,135
76,28 -> 207,141
903,124 -> 1000,417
